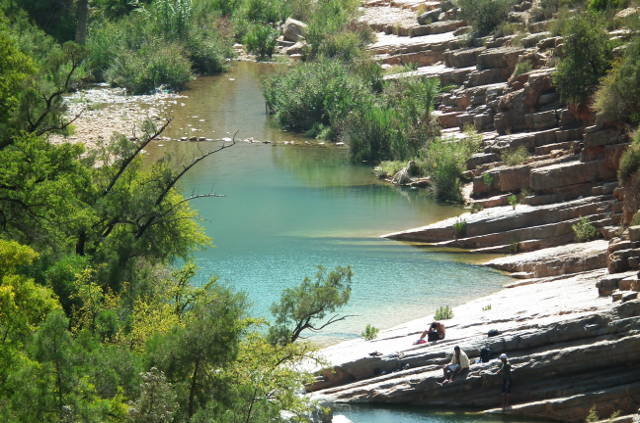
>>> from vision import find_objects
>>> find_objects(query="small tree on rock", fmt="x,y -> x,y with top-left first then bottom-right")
268,266 -> 353,345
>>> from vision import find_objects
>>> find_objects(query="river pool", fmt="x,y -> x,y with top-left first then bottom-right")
144,61 -> 511,343
141,60 -> 532,423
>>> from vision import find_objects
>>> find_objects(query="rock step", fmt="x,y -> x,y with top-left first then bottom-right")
486,240 -> 610,277
384,196 -> 615,243
485,381 -> 640,423
433,212 -> 611,252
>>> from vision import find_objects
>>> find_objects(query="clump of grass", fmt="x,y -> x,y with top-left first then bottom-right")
453,218 -> 467,238
471,202 -> 484,213
374,161 -> 406,178
421,129 -> 482,202
482,304 -> 492,311
482,172 -> 495,187
502,146 -> 530,166
361,324 -> 379,340
508,194 -> 518,210
456,0 -> 516,38
513,60 -> 533,76
434,305 -> 453,320
572,217 -> 598,242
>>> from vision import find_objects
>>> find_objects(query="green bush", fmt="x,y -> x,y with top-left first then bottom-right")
263,59 -> 370,137
374,161 -> 407,178
453,219 -> 467,238
502,146 -> 530,166
553,13 -> 613,105
422,131 -> 481,202
456,0 -> 515,37
572,216 -> 599,241
508,194 -> 518,209
106,42 -> 193,94
618,132 -> 640,185
361,324 -> 379,340
514,60 -> 533,76
85,0 -> 233,90
244,24 -> 278,59
594,37 -> 640,125
434,305 -> 453,320
587,0 -> 627,11
344,77 -> 440,162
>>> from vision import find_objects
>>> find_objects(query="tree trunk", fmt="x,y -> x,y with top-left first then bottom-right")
75,0 -> 89,45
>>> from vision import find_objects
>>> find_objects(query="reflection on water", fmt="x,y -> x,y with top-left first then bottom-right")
144,61 -> 512,340
336,404 -> 549,423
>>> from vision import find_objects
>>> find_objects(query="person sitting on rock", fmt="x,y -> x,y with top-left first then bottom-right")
416,321 -> 445,344
439,345 -> 469,385
493,353 -> 513,410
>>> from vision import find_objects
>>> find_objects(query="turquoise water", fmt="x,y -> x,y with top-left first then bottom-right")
336,405 -> 545,423
145,61 -> 512,342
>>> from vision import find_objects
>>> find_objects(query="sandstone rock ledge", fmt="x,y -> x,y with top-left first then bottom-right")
308,273 -> 640,422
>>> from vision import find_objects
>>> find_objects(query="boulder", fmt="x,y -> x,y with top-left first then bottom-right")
444,47 -> 486,68
285,41 -> 306,55
477,47 -> 525,71
283,18 -> 307,42
630,226 -> 640,242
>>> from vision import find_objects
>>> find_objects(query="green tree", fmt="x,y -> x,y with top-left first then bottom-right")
268,265 -> 353,345
129,367 -> 178,423
553,13 -> 613,105
594,36 -> 640,125
148,281 -> 249,419
456,0 -> 515,37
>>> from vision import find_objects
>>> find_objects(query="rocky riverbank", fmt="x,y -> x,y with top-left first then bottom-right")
307,0 -> 640,421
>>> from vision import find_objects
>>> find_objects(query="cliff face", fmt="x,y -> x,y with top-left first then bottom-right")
310,1 -> 640,420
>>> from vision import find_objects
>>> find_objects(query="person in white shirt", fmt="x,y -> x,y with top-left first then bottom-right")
440,345 -> 470,385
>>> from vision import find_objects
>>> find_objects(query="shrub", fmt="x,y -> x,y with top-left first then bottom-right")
244,24 -> 278,59
361,324 -> 379,340
374,161 -> 406,178
106,42 -> 193,94
482,172 -> 495,187
482,304 -> 492,311
572,217 -> 598,241
508,194 -> 518,209
422,131 -> 481,202
513,60 -> 533,76
434,305 -> 453,320
618,132 -> 640,185
553,13 -> 613,105
594,37 -> 640,125
263,59 -> 370,136
456,0 -> 515,37
502,146 -> 530,166
453,219 -> 467,238
346,77 -> 440,162
587,0 -> 627,11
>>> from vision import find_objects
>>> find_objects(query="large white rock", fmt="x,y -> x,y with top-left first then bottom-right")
283,18 -> 308,42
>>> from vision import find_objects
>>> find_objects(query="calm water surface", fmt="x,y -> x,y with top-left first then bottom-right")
145,62 -> 511,342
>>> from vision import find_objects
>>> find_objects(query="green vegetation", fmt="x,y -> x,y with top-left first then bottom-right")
0,6 -> 359,419
453,219 -> 468,238
482,304 -> 492,311
513,60 -> 533,76
587,0 -> 627,11
572,217 -> 599,241
269,265 -> 353,345
456,0 -> 516,38
374,160 -> 407,178
361,324 -> 380,340
421,131 -> 482,202
618,132 -> 640,184
264,59 -> 441,162
594,36 -> 640,125
553,12 -> 613,105
482,172 -> 495,187
434,305 -> 454,320
344,77 -> 440,163
502,146 -> 530,166
508,194 -> 519,210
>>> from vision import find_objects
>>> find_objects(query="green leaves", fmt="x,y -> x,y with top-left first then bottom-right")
269,265 -> 353,345
553,12 -> 613,105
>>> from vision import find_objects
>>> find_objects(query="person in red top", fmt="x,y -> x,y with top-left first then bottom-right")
415,321 -> 446,344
